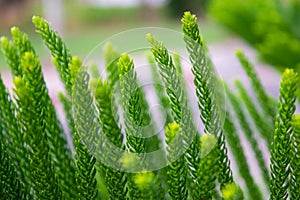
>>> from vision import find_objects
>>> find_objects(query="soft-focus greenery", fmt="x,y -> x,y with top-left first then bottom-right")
1,11 -> 300,200
209,0 -> 300,71
167,0 -> 208,17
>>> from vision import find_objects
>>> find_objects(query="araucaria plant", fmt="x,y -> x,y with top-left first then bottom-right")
0,11 -> 299,200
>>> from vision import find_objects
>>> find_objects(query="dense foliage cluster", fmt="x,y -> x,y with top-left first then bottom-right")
0,11 -> 299,200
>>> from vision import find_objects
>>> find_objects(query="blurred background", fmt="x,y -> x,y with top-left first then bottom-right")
0,0 -> 229,68
1,0 -> 300,91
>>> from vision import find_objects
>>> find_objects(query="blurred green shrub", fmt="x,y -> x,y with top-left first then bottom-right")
209,0 -> 300,71
167,0 -> 208,18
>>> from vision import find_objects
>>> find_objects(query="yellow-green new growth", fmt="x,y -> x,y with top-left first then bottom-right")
221,183 -> 244,200
69,56 -> 82,86
118,53 -> 134,76
0,37 -> 22,77
14,52 -> 63,199
200,133 -> 217,158
134,172 -> 155,190
104,43 -> 120,87
165,122 -> 180,143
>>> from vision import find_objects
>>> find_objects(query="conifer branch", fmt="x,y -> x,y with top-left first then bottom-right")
105,43 -> 120,87
73,66 -> 99,199
181,11 -> 233,188
197,134 -> 219,199
147,54 -> 172,124
118,54 -> 164,199
11,27 -> 35,55
165,123 -> 188,200
270,69 -> 298,200
225,84 -> 269,187
0,141 -> 27,199
0,37 -> 22,76
147,33 -> 201,199
14,52 -> 62,199
11,27 -> 77,198
32,16 -> 73,94
235,80 -> 273,147
236,50 -> 276,121
290,115 -> 300,199
224,113 -> 261,199
0,75 -> 32,197
117,54 -> 146,154
93,78 -> 128,200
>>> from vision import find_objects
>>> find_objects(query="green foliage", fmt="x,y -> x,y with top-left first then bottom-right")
147,32 -> 203,199
209,0 -> 300,70
104,43 -> 120,87
117,54 -> 146,154
15,52 -> 62,199
0,140 -> 26,199
165,123 -> 188,200
197,134 -> 219,199
181,11 -> 233,189
147,54 -> 172,124
223,113 -> 262,199
290,114 -> 300,200
270,69 -> 298,199
32,16 -> 73,94
235,80 -> 273,146
73,65 -> 98,199
0,12 -> 300,200
0,37 -> 21,76
235,50 -> 277,121
225,84 -> 269,186
93,78 -> 128,200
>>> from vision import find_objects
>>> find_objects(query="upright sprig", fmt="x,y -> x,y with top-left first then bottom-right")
270,69 -> 298,200
235,80 -> 273,147
104,43 -> 120,87
117,54 -> 150,199
0,37 -> 22,76
197,134 -> 219,200
14,52 -> 62,199
117,54 -> 146,154
147,33 -> 202,199
181,11 -> 233,188
165,123 -> 188,200
0,75 -> 33,198
147,54 -> 172,124
225,83 -> 269,187
93,78 -> 128,200
32,16 -> 73,94
223,113 -> 261,200
12,27 -> 77,198
72,62 -> 99,199
290,115 -> 300,199
236,50 -> 276,121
